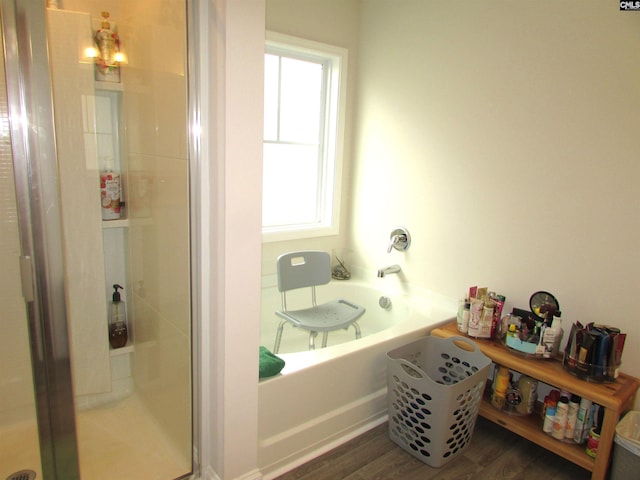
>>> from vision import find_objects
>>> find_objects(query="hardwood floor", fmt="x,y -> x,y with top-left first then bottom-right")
275,417 -> 592,480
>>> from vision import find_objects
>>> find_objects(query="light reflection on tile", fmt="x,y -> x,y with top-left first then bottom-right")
0,394 -> 190,480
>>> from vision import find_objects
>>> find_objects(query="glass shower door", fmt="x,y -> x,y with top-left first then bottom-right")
1,1 -> 193,479
0,28 -> 44,480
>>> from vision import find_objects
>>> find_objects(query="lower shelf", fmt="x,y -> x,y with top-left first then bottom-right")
110,344 -> 134,356
478,398 -> 594,472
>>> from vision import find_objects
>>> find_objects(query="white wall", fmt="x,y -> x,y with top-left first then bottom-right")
352,0 -> 640,403
200,1 -> 264,478
210,0 -> 640,476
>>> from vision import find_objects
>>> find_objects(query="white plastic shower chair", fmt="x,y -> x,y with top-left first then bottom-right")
274,251 -> 365,353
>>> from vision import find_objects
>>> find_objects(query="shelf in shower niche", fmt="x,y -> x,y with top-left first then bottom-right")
110,344 -> 134,356
95,80 -> 124,92
102,218 -> 129,229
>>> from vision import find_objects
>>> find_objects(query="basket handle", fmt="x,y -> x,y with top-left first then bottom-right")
446,335 -> 481,354
395,358 -> 427,379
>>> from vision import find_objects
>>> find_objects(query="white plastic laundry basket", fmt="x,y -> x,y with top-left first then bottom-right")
386,335 -> 491,468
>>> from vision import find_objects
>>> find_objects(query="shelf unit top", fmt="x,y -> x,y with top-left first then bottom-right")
431,321 -> 639,410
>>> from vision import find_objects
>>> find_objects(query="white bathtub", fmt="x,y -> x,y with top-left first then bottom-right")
257,275 -> 457,478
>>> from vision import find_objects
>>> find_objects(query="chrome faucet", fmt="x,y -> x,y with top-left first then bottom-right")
377,264 -> 401,278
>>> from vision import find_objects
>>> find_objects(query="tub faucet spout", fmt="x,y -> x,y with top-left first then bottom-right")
377,264 -> 401,278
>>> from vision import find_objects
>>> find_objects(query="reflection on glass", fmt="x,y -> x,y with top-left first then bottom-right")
0,37 -> 43,479
0,2 -> 192,479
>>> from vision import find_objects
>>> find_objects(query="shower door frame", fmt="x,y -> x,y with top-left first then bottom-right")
1,0 -> 81,478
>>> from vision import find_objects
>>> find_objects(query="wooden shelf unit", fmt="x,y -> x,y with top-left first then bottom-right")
431,320 -> 639,480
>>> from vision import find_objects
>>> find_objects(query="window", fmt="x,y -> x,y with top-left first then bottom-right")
262,32 -> 348,242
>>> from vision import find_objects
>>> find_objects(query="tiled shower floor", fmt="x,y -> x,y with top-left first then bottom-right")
0,394 -> 189,480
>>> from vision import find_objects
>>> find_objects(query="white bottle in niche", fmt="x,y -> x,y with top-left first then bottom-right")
100,158 -> 121,220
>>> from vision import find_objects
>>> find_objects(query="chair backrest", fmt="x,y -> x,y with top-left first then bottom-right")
276,251 -> 331,293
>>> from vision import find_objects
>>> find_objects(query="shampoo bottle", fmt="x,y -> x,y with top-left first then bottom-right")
108,284 -> 128,348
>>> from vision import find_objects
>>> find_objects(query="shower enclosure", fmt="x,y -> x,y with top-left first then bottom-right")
0,1 -> 194,479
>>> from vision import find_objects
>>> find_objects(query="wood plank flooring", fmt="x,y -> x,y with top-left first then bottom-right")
275,417 -> 592,480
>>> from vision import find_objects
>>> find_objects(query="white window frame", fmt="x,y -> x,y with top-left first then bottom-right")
262,31 -> 348,243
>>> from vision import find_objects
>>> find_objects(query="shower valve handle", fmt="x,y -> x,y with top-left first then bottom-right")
387,227 -> 411,253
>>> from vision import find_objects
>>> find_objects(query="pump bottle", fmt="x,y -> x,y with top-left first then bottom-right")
109,284 -> 128,348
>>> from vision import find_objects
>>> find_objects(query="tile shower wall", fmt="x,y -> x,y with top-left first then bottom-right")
120,0 -> 191,456
48,8 -> 112,397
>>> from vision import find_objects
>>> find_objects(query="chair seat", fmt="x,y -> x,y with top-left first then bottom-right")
276,299 -> 365,332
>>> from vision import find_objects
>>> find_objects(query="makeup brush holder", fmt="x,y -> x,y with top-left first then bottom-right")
562,354 -> 618,383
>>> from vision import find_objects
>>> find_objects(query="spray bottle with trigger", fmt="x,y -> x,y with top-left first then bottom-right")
109,284 -> 128,348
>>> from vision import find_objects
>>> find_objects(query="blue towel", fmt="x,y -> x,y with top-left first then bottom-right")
259,346 -> 285,378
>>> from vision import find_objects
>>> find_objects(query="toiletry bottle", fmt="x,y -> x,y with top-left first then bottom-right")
478,301 -> 494,338
516,375 -> 538,416
543,390 -> 560,433
108,284 -> 128,348
585,407 -> 604,458
100,159 -> 121,220
491,366 -> 510,410
541,314 -> 562,358
552,396 -> 569,439
573,398 -> 593,444
594,328 -> 611,379
467,298 -> 483,337
461,302 -> 470,333
543,398 -> 557,433
564,394 -> 580,440
491,295 -> 505,339
457,299 -> 467,333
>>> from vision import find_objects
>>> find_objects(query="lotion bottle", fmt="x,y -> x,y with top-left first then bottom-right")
108,284 -> 128,348
542,314 -> 564,358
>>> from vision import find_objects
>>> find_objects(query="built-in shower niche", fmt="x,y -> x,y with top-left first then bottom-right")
94,79 -> 135,407
95,81 -> 131,339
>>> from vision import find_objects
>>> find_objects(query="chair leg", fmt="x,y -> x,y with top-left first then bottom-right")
353,321 -> 361,340
321,331 -> 329,348
274,319 -> 288,354
308,331 -> 318,350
